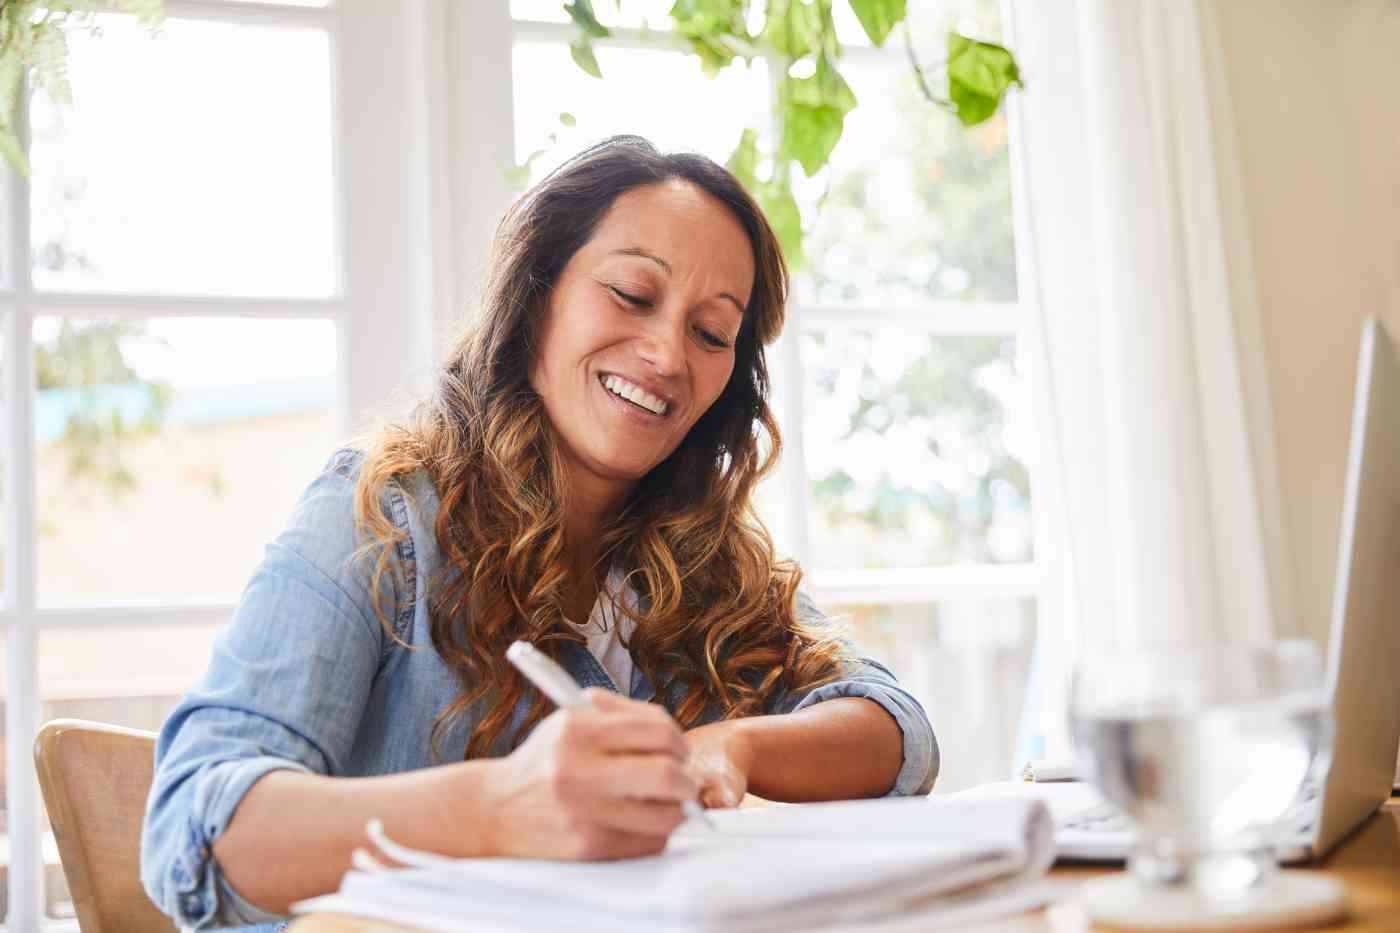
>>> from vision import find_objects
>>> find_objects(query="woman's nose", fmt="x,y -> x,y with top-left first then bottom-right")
637,316 -> 686,377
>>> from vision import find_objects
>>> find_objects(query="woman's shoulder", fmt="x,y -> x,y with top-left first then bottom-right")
282,446 -> 444,587
314,446 -> 443,526
286,446 -> 443,642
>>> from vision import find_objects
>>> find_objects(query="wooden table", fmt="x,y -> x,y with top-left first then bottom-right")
291,798 -> 1400,932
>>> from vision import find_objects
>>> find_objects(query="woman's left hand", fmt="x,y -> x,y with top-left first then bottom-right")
683,721 -> 755,810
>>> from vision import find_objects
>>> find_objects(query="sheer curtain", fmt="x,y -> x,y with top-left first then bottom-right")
1006,0 -> 1297,753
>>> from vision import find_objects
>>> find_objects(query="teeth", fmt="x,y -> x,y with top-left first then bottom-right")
602,375 -> 667,415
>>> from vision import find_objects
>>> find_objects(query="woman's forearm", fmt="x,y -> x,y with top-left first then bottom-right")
213,698 -> 903,914
732,697 -> 904,801
212,759 -> 506,916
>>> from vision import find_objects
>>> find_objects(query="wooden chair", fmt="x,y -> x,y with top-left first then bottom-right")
33,719 -> 177,933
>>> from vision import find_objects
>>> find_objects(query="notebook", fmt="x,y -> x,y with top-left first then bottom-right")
293,796 -> 1063,932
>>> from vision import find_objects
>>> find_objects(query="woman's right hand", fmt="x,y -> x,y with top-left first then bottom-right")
475,688 -> 699,861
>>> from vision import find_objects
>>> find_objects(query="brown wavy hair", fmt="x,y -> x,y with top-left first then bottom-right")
353,135 -> 851,760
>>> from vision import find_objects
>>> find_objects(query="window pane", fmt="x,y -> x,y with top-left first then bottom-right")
0,318 -> 6,601
511,41 -> 770,188
34,316 -> 339,605
0,168 -> 9,290
802,329 -> 1031,570
0,634 -> 8,921
793,10 -> 1015,306
30,16 -> 335,298
830,597 -> 1036,793
38,622 -> 225,919
511,0 -> 675,29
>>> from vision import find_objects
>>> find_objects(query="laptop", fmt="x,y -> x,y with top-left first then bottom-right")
1047,316 -> 1400,864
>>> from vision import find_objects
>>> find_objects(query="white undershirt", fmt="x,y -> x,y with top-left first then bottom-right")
564,569 -> 638,693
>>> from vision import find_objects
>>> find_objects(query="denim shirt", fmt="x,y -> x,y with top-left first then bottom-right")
140,449 -> 939,930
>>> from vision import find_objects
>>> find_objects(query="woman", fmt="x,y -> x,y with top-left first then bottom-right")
141,135 -> 938,931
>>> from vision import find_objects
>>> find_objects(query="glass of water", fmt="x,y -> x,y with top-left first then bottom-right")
1070,640 -> 1336,926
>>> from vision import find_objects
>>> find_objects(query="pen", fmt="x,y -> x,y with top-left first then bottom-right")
506,640 -> 714,829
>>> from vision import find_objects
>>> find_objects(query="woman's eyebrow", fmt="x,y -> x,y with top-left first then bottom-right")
609,246 -> 747,315
610,246 -> 672,275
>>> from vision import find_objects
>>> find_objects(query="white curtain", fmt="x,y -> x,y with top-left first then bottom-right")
1005,0 -> 1297,751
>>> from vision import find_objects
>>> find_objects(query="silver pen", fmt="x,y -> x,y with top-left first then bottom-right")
506,640 -> 714,829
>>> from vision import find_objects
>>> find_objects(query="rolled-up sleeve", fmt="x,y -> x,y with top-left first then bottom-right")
767,591 -> 939,797
141,450 -> 402,929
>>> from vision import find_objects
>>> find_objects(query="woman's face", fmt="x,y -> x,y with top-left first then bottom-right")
530,179 -> 755,501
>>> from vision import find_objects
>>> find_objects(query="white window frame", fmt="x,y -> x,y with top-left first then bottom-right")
0,1 -> 452,927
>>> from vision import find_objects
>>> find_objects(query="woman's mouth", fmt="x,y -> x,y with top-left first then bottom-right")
599,373 -> 669,418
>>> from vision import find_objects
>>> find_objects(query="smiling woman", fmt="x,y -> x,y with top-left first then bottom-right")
139,135 -> 938,931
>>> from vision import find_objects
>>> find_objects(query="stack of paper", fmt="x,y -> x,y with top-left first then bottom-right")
1020,758 -> 1081,783
293,796 -> 1060,931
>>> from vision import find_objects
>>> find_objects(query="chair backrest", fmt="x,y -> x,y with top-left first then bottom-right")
34,719 -> 177,933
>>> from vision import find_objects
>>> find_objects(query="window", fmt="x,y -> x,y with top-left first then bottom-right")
1,1 -> 352,925
1,1 -> 1039,925
507,0 -> 1038,795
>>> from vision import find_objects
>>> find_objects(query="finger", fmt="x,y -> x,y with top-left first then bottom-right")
588,796 -> 688,838
554,705 -> 681,755
564,697 -> 688,760
583,690 -> 682,730
592,714 -> 689,760
580,687 -> 630,709
691,764 -> 742,809
699,785 -> 742,809
577,826 -> 672,862
593,753 -> 699,804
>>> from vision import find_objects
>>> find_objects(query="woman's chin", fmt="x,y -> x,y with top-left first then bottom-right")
600,456 -> 661,482
575,445 -> 664,486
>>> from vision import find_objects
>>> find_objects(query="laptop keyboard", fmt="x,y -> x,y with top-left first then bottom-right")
1060,782 -> 1321,837
1061,801 -> 1129,833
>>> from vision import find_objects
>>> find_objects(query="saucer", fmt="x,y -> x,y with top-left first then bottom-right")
1080,871 -> 1347,931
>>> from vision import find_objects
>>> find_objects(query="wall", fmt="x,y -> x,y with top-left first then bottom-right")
1212,0 -> 1400,647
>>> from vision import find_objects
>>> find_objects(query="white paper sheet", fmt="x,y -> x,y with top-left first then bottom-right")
293,796 -> 1060,931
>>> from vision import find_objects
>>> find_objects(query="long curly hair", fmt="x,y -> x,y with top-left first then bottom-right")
353,135 -> 851,760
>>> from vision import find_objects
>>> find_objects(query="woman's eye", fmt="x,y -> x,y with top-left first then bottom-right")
610,286 -> 650,307
697,327 -> 732,349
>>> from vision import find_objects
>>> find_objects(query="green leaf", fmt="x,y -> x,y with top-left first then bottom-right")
505,146 -> 550,190
760,0 -> 820,59
0,126 -> 28,178
565,0 -> 611,38
671,0 -> 747,34
796,54 -> 857,110
782,103 -> 843,176
781,55 -> 857,175
946,31 -> 1022,126
559,111 -> 577,127
757,176 -> 804,269
570,37 -> 603,78
0,56 -> 23,131
685,34 -> 738,76
671,0 -> 751,74
847,0 -> 905,47
725,127 -> 760,190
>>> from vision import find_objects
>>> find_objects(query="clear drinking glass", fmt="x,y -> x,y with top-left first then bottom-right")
1069,640 -> 1336,926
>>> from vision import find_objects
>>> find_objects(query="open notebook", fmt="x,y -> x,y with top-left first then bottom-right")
293,796 -> 1062,932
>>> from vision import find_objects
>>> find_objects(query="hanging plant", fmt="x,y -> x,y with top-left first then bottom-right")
0,0 -> 165,176
562,0 -> 1022,267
